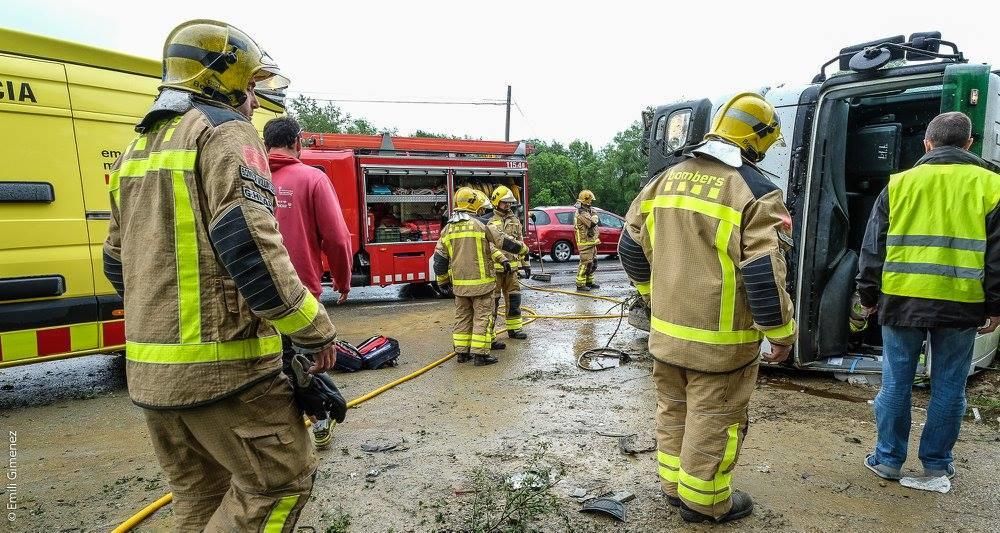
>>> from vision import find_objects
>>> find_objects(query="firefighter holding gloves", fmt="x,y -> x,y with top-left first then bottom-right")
488,185 -> 530,343
574,190 -> 601,291
103,20 -> 338,531
619,93 -> 796,523
435,188 -> 528,366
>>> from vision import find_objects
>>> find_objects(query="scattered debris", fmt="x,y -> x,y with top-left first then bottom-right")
598,490 -> 635,503
570,488 -> 588,498
506,470 -> 548,490
972,407 -> 983,424
757,464 -> 772,473
618,434 -> 656,455
365,464 -> 399,483
833,482 -> 851,493
844,436 -> 862,444
361,437 -> 406,453
597,431 -> 633,438
580,497 -> 627,522
900,475 -> 951,494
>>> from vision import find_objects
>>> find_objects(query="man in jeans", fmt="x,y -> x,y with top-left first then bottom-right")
857,111 -> 1000,481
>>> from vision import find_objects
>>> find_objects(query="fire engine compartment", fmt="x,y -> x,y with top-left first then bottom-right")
803,83 -> 943,369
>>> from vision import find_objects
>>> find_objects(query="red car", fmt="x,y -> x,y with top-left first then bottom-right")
524,206 -> 624,262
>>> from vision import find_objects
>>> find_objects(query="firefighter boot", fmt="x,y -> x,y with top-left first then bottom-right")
576,284 -> 592,292
508,330 -> 527,340
312,418 -> 333,450
587,281 -> 601,290
491,340 -> 507,350
680,490 -> 753,524
474,354 -> 498,366
457,353 -> 473,363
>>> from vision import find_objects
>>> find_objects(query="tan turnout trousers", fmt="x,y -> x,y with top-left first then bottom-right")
653,360 -> 758,518
576,245 -> 597,287
454,294 -> 496,356
142,374 -> 317,532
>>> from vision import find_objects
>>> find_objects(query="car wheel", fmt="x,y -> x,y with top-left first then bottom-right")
551,240 -> 573,262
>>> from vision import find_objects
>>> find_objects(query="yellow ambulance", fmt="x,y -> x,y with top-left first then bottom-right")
0,27 -> 283,368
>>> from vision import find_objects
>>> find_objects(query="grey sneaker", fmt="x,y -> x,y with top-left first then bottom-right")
923,464 -> 956,479
865,453 -> 901,480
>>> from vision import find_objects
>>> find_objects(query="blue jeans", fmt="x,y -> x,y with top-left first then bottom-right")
874,326 -> 974,471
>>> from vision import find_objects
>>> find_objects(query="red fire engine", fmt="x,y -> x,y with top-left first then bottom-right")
298,133 -> 531,288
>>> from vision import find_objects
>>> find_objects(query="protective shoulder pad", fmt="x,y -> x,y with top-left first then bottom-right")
193,99 -> 248,127
737,164 -> 779,199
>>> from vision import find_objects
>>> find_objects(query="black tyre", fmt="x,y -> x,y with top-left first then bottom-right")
551,240 -> 573,262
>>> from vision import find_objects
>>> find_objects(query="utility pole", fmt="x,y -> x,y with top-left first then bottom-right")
504,85 -> 512,142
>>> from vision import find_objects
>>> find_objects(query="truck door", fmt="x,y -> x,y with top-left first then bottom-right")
0,56 -> 98,363
644,99 -> 713,186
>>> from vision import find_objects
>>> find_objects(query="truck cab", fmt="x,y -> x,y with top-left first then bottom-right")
634,33 -> 1000,376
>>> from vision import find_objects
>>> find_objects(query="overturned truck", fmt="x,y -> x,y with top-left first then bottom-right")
629,32 -> 1000,376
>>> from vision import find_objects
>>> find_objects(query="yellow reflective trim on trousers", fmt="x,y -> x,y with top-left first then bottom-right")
659,464 -> 679,483
172,171 -> 201,344
635,281 -> 651,296
125,335 -> 282,364
658,450 -> 680,468
641,195 -> 743,227
271,292 -> 320,335
678,479 -> 731,507
718,423 -> 740,474
716,221 -> 736,331
763,319 -> 795,340
651,316 -> 762,345
263,494 -> 300,533
117,150 -> 198,178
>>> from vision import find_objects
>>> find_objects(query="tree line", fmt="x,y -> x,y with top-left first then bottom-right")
289,95 -> 648,215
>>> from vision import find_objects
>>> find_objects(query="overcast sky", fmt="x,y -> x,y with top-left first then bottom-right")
5,1 -> 995,146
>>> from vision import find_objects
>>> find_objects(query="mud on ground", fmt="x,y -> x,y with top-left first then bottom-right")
2,262 -> 998,532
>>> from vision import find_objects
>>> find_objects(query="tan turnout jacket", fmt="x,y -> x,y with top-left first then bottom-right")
488,210 -> 526,270
103,96 -> 336,408
433,212 -> 527,297
620,148 -> 796,372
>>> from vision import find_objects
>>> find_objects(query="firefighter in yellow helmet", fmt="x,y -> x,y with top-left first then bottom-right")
486,186 -> 530,345
103,20 -> 334,530
574,189 -> 601,291
619,92 -> 795,523
434,188 -> 528,365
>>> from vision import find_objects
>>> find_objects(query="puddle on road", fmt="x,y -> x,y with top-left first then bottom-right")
761,379 -> 871,403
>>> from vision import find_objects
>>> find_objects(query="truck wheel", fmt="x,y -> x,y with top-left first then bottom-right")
551,240 -> 573,262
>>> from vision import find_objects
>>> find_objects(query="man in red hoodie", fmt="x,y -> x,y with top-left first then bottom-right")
265,116 -> 353,449
264,116 -> 353,303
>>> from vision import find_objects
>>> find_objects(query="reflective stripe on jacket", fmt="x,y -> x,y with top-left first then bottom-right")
575,207 -> 600,248
621,149 -> 796,373
103,95 -> 337,409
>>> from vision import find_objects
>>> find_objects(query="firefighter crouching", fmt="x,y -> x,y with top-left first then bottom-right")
102,20 -> 338,531
619,93 -> 796,523
574,190 -> 601,291
488,186 -> 530,345
434,188 -> 528,366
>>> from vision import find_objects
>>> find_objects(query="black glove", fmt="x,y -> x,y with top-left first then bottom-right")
438,280 -> 452,294
501,261 -> 512,275
288,354 -> 348,423
521,264 -> 531,278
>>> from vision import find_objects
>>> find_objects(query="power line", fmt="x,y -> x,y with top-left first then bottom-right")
289,93 -> 507,106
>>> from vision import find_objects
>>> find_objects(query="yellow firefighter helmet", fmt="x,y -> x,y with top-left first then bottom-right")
490,185 -> 518,208
161,20 -> 290,108
472,190 -> 490,214
707,92 -> 784,162
454,187 -> 486,214
578,189 -> 595,206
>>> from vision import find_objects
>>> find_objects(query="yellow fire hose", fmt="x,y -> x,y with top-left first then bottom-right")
114,284 -> 626,531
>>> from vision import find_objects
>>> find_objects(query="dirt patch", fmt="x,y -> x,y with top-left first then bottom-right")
4,274 -> 999,532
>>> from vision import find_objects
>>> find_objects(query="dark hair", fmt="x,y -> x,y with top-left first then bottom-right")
263,116 -> 302,150
925,112 -> 972,148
